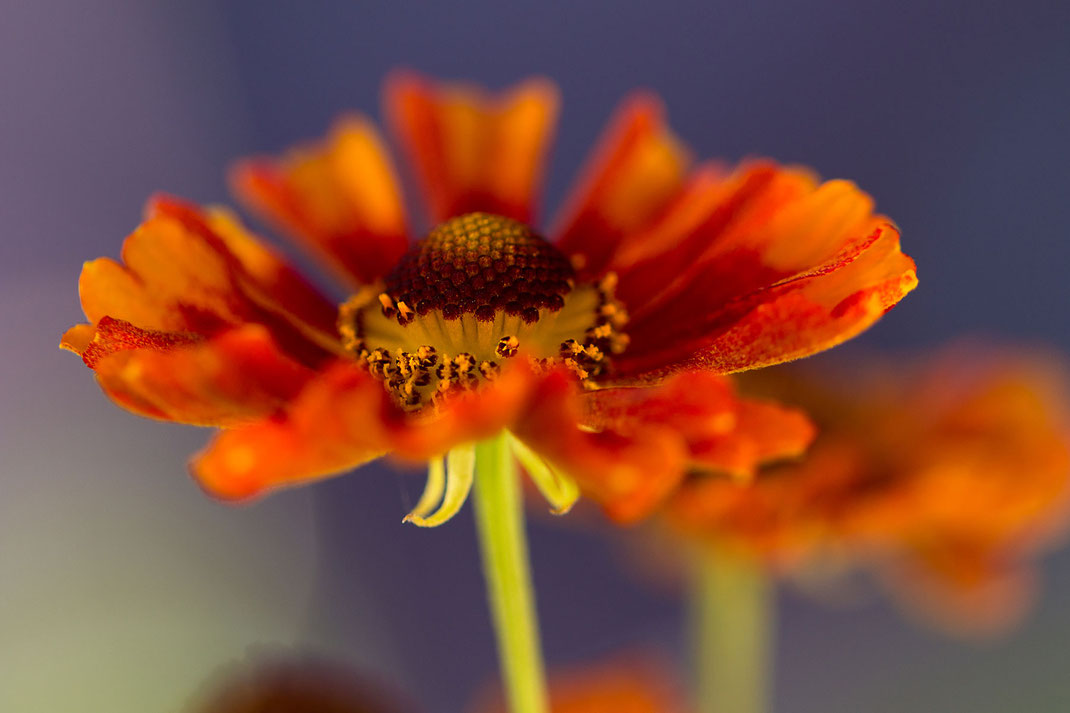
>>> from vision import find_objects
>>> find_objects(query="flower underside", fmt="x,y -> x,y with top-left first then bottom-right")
401,433 -> 580,527
339,212 -> 629,411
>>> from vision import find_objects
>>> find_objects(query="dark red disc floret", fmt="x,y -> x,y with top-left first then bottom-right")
383,212 -> 574,323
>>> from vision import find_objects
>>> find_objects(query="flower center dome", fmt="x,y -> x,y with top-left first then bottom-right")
339,212 -> 628,410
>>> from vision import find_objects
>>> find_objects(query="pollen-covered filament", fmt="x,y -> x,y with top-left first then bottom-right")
338,212 -> 628,410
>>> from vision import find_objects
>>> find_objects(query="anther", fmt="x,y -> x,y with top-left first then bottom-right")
584,345 -> 605,362
560,339 -> 583,357
496,336 -> 519,358
396,301 -> 415,325
436,361 -> 455,381
454,353 -> 477,381
396,352 -> 412,377
587,324 -> 613,340
378,293 -> 396,318
416,345 -> 438,367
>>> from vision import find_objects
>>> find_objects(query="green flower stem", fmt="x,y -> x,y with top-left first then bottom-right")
472,432 -> 549,713
692,550 -> 774,713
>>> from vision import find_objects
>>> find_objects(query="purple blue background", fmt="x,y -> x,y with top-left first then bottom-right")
3,1 -> 1069,710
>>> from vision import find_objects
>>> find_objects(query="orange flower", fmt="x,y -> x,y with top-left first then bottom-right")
668,346 -> 1070,633
472,655 -> 686,713
63,71 -> 915,524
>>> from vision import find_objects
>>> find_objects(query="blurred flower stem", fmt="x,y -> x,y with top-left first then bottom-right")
692,550 -> 773,713
472,432 -> 549,713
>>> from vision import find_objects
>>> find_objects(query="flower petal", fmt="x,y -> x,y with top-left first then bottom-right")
230,116 -> 410,286
384,71 -> 559,225
611,161 -> 815,308
512,369 -> 690,524
402,444 -> 476,527
614,221 -> 918,379
59,323 -> 96,356
151,196 -> 341,341
881,546 -> 1038,637
68,316 -> 198,369
551,93 -> 691,280
190,359 -> 541,502
406,457 -> 447,521
508,433 -> 580,515
526,370 -> 813,523
76,197 -> 338,367
688,398 -> 816,479
585,371 -> 814,480
68,318 -> 315,427
620,172 -> 872,321
190,362 -> 391,500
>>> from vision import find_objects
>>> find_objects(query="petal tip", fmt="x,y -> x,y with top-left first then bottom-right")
189,446 -> 266,504
621,89 -> 667,119
60,324 -> 93,356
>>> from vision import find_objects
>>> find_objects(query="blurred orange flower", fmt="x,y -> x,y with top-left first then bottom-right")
195,651 -> 683,713
668,346 -> 1070,633
63,71 -> 915,524
191,654 -> 413,713
472,654 -> 686,713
